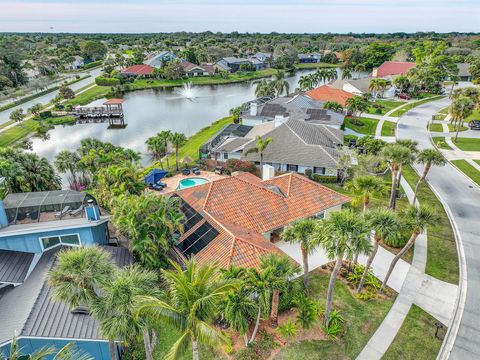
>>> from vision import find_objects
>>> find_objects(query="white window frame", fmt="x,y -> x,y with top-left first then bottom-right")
38,232 -> 82,251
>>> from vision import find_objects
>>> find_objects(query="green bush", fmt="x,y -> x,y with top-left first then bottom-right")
279,280 -> 304,313
38,111 -> 52,119
323,309 -> 345,338
277,320 -> 298,341
234,331 -> 277,360
226,159 -> 257,174
95,76 -> 120,86
311,174 -> 338,183
304,168 -> 313,179
83,60 -> 103,69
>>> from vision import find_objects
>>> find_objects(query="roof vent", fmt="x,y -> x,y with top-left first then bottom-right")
71,305 -> 90,315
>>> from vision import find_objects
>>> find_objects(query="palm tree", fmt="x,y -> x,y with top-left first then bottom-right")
393,139 -> 418,208
54,150 -> 81,189
412,149 -> 446,205
381,145 -> 413,210
134,260 -> 238,360
223,287 -> 256,346
21,153 -> 61,192
380,206 -> 440,293
260,254 -> 300,328
450,95 -> 475,142
243,136 -> 273,168
369,78 -> 381,99
342,66 -> 352,80
345,96 -> 369,125
314,210 -> 370,325
48,247 -> 117,359
90,265 -> 160,360
298,75 -> 313,91
282,218 -> 318,288
145,135 -> 167,168
273,70 -> 290,97
170,132 -> 187,171
346,175 -> 385,213
254,79 -> 275,98
357,208 -> 399,293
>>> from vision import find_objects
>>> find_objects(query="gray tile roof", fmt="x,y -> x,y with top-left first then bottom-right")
330,78 -> 372,94
457,63 -> 471,77
0,250 -> 34,284
242,120 -> 343,168
214,137 -> 251,153
0,246 -> 131,345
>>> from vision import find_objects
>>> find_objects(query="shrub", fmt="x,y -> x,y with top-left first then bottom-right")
311,174 -> 338,183
347,264 -> 381,292
294,293 -> 321,329
277,320 -> 298,341
234,331 -> 276,360
83,60 -> 102,69
323,309 -> 345,338
304,168 -> 313,179
383,230 -> 409,248
38,110 -> 52,119
226,159 -> 257,173
95,76 -> 120,86
279,280 -> 304,313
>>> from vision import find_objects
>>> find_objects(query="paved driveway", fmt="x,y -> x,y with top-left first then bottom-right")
397,97 -> 480,359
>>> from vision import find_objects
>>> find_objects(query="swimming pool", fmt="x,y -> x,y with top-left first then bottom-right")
177,177 -> 209,190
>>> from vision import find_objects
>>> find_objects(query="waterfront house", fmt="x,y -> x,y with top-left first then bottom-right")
372,61 -> 416,78
298,53 -> 321,63
171,171 -> 348,268
121,64 -> 155,77
329,78 -> 372,96
145,50 -> 177,68
216,57 -> 266,72
0,190 -> 127,360
180,61 -> 216,77
306,85 -> 356,106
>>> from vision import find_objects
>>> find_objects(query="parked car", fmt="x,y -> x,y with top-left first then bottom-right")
398,93 -> 411,100
469,120 -> 480,130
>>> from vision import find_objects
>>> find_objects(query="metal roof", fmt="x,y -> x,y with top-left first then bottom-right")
4,190 -> 89,211
0,250 -> 34,284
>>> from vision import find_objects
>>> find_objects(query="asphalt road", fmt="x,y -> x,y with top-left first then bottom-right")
0,67 -> 103,124
397,96 -> 480,359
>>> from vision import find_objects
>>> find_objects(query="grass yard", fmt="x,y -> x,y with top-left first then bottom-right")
465,109 -> 480,123
447,124 -> 468,132
451,160 -> 480,186
344,117 -> 379,135
435,107 -> 449,120
429,123 -> 444,132
0,120 -> 14,130
65,85 -> 110,107
382,305 -> 445,360
451,137 -> 480,151
275,270 -> 395,360
390,95 -> 444,117
0,120 -> 39,147
367,99 -> 405,116
403,166 -> 458,283
432,137 -> 453,150
294,62 -> 338,69
381,121 -> 396,136
42,115 -> 76,126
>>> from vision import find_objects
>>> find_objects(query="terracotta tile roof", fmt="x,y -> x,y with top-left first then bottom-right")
174,172 -> 349,268
306,85 -> 355,106
122,64 -> 155,75
374,61 -> 416,78
103,98 -> 125,105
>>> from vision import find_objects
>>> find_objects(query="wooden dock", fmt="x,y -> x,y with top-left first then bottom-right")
72,99 -> 127,128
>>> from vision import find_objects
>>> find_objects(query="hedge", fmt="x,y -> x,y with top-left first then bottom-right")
95,76 -> 120,86
83,60 -> 103,69
310,174 -> 338,183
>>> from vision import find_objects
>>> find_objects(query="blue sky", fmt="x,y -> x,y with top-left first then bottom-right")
1,0 -> 479,33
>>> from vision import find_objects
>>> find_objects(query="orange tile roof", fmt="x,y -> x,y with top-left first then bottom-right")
374,61 -> 416,78
175,172 -> 349,268
305,85 -> 355,106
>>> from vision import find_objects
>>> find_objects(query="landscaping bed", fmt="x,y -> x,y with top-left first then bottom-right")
451,160 -> 480,186
367,100 -> 405,116
382,305 -> 445,360
402,166 -> 458,283
432,137 -> 453,150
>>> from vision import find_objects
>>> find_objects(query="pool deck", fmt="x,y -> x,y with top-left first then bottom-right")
152,171 -> 227,194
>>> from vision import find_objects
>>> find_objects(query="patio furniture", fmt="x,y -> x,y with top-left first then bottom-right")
54,206 -> 70,218
149,183 -> 164,191
215,166 -> 223,175
182,169 -> 191,176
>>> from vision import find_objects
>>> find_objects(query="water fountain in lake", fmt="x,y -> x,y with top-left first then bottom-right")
175,82 -> 197,100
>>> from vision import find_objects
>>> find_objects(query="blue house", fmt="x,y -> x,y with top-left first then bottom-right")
0,190 -> 130,360
298,53 -> 322,63
216,57 -> 266,72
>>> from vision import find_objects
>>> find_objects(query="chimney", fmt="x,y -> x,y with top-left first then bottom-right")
274,115 -> 284,127
85,199 -> 101,221
262,164 -> 275,181
250,102 -> 258,116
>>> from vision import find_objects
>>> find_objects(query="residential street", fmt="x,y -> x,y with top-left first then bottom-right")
397,97 -> 480,359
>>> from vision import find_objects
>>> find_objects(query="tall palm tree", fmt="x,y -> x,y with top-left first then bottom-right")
243,136 -> 273,168
298,75 -> 313,91
21,153 -> 61,192
357,208 -> 400,293
394,139 -> 418,208
450,95 -> 475,142
369,78 -> 381,99
54,150 -> 81,189
381,145 -> 413,210
282,218 -> 318,288
90,266 -> 160,360
145,135 -> 166,168
342,66 -> 352,80
170,132 -> 187,171
412,149 -> 446,205
260,254 -> 300,328
223,287 -> 256,346
345,96 -> 369,125
273,70 -> 290,97
346,175 -> 386,213
314,210 -> 370,325
48,247 -> 117,359
254,79 -> 275,98
380,206 -> 440,293
134,260 -> 238,360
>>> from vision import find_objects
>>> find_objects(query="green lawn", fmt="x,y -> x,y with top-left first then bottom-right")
275,270 -> 395,360
451,160 -> 480,186
0,120 -> 14,130
390,96 -> 444,117
435,107 -> 449,120
42,115 -> 76,126
466,109 -> 480,123
65,85 -> 110,107
403,166 -> 458,283
344,117 -> 379,135
451,138 -> 480,151
367,99 -> 406,116
381,120 -> 396,136
447,124 -> 468,132
432,137 -> 453,150
429,123 -> 444,132
382,305 -> 444,360
0,120 -> 39,147
294,62 -> 338,69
